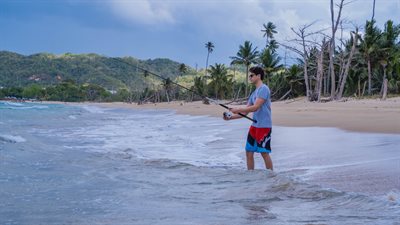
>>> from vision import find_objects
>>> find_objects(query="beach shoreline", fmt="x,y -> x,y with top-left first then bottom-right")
37,97 -> 400,134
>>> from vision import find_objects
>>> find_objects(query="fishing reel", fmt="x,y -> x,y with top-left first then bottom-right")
223,111 -> 232,119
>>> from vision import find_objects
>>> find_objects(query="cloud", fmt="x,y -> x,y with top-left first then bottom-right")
104,0 -> 399,55
108,0 -> 175,25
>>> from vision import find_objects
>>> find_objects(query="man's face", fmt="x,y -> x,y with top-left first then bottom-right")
248,72 -> 259,84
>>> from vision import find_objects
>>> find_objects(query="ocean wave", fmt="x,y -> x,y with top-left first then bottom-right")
68,115 -> 77,120
3,102 -> 24,107
0,101 -> 49,110
80,105 -> 107,114
0,134 -> 26,143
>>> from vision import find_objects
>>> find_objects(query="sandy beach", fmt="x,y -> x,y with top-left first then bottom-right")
88,97 -> 400,134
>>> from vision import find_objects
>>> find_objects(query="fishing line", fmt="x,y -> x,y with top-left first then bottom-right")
110,57 -> 257,123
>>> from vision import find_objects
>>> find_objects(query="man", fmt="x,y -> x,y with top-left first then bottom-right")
223,66 -> 273,170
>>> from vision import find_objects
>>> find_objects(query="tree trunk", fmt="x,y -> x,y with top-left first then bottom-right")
329,45 -> 336,99
329,0 -> 336,99
315,44 -> 325,102
381,67 -> 388,100
205,52 -> 210,76
296,30 -> 311,100
279,88 -> 292,101
303,59 -> 310,100
337,30 -> 358,100
362,81 -> 367,96
382,79 -> 388,100
329,0 -> 344,100
166,90 -> 170,103
367,57 -> 372,95
245,64 -> 249,97
324,68 -> 328,96
372,0 -> 376,21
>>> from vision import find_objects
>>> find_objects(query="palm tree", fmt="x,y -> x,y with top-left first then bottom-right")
178,63 -> 187,76
163,78 -> 173,102
205,42 -> 215,76
267,39 -> 279,53
261,22 -> 277,44
260,48 -> 283,84
377,20 -> 400,99
359,20 -> 381,95
281,64 -> 303,100
207,63 -> 233,99
230,41 -> 259,97
192,76 -> 207,101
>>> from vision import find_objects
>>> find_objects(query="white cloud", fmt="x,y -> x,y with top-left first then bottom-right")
104,0 -> 398,31
104,0 -> 399,55
108,0 -> 175,25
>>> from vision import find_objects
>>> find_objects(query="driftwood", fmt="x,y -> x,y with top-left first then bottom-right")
279,89 -> 292,101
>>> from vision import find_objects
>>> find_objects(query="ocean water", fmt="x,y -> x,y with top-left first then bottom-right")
0,101 -> 399,225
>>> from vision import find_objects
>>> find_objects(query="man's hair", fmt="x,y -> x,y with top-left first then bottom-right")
249,66 -> 265,80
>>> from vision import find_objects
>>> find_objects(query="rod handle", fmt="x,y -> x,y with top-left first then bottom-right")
219,104 -> 257,123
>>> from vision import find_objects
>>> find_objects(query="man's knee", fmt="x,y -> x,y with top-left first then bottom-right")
246,151 -> 254,157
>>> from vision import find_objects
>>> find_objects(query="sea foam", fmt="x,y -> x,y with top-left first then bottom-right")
0,134 -> 26,143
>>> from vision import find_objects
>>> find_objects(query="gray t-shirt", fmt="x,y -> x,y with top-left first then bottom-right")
248,84 -> 272,128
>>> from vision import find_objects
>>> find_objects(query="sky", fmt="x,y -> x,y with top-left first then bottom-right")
0,0 -> 399,69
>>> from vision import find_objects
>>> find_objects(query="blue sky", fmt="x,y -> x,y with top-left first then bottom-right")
0,0 -> 399,68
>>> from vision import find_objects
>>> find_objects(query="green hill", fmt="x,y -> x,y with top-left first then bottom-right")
0,51 -> 192,91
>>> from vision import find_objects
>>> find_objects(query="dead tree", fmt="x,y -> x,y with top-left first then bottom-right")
281,22 -> 327,101
329,0 -> 345,99
315,39 -> 329,102
336,28 -> 360,100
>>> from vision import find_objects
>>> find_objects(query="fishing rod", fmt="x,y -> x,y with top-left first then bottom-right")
110,57 -> 256,123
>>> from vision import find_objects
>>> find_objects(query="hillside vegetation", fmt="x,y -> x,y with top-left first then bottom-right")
0,51 -> 192,90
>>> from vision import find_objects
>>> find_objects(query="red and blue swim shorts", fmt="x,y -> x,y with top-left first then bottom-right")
245,126 -> 272,153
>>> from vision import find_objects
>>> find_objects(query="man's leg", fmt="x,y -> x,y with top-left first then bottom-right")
246,151 -> 255,170
261,152 -> 273,170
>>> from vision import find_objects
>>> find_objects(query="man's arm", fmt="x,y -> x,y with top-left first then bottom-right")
230,98 -> 265,114
223,103 -> 251,120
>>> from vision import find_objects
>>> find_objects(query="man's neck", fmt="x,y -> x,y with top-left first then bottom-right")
255,80 -> 263,88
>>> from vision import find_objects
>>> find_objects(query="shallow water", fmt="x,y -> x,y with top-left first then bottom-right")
1,101 -> 399,224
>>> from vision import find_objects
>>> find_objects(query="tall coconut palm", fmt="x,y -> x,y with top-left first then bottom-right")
261,22 -> 277,44
205,42 -> 215,76
230,41 -> 259,97
371,0 -> 376,21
